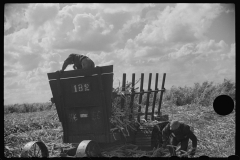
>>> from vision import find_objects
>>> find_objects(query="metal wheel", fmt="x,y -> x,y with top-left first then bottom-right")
75,140 -> 101,157
21,141 -> 49,157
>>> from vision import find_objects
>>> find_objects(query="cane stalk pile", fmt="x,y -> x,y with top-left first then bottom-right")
101,143 -> 170,157
110,79 -> 142,139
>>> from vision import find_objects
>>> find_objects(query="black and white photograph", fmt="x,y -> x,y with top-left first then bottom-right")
4,3 -> 235,158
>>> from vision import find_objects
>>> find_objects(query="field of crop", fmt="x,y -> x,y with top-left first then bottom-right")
4,103 -> 235,157
4,109 -> 63,157
4,79 -> 235,157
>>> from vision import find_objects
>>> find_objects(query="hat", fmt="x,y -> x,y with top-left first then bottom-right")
170,120 -> 180,130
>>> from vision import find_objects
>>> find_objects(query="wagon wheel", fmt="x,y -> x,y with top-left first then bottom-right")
75,140 -> 101,157
21,141 -> 49,157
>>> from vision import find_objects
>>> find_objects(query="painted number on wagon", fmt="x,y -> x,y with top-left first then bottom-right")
72,83 -> 90,93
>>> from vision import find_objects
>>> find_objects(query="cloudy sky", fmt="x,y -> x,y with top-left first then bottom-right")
4,3 -> 235,105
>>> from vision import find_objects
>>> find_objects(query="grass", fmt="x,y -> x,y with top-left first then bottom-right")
4,109 -> 65,157
4,78 -> 235,157
4,103 -> 235,157
4,102 -> 53,114
161,103 -> 235,157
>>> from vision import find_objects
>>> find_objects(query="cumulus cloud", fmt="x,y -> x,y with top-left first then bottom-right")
117,18 -> 146,47
4,51 -> 19,65
5,81 -> 25,90
169,43 -> 196,59
196,39 -> 228,54
45,4 -> 157,52
99,3 -> 154,14
168,39 -> 228,59
50,11 -> 116,51
87,52 -> 109,63
101,10 -> 133,34
4,3 -> 29,35
4,65 -> 15,71
25,3 -> 59,28
227,43 -> 235,58
17,53 -> 43,71
4,71 -> 18,78
72,13 -> 114,40
4,3 -> 235,105
99,60 -> 114,66
5,28 -> 30,47
135,3 -> 223,46
48,61 -> 61,72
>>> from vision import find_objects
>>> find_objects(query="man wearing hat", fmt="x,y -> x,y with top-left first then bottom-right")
162,120 -> 197,157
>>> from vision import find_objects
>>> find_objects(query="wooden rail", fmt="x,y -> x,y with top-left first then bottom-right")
120,73 -> 166,122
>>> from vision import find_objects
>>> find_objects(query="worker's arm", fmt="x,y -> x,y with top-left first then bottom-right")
61,60 -> 69,71
61,57 -> 73,72
188,130 -> 197,148
162,123 -> 171,146
186,126 -> 197,156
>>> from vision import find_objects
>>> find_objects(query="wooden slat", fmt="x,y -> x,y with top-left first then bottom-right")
138,112 -> 154,116
121,73 -> 126,109
129,73 -> 135,120
137,73 -> 144,122
158,73 -> 166,116
114,89 -> 164,96
151,73 -> 159,120
47,65 -> 113,80
145,73 -> 152,120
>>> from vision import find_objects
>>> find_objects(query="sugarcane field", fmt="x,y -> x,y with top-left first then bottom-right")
4,3 -> 235,158
4,66 -> 235,157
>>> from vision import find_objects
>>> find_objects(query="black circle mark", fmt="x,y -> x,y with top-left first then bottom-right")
213,95 -> 234,116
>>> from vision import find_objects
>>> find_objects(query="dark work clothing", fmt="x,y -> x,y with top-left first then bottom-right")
162,122 -> 198,156
151,121 -> 170,148
162,122 -> 197,148
168,135 -> 189,156
62,54 -> 89,71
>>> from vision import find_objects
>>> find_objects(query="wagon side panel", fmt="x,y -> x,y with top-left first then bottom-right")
48,80 -> 64,122
47,65 -> 114,144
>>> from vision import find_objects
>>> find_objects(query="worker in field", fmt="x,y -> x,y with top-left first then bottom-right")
60,53 -> 95,73
151,120 -> 197,157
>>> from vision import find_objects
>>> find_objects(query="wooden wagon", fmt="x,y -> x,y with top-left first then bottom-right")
20,65 -> 168,157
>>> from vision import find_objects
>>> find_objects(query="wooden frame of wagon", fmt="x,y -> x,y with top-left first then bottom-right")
20,65 -> 168,157
119,73 -> 167,122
